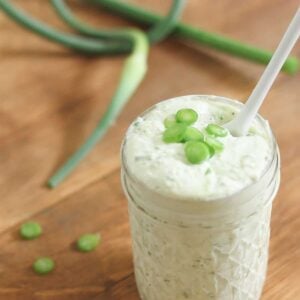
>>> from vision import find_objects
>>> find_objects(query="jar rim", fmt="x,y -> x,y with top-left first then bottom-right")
121,95 -> 279,211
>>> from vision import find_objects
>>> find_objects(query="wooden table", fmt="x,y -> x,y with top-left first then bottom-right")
0,1 -> 299,299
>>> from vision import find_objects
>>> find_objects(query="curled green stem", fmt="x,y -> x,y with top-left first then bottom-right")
147,0 -> 186,44
51,0 -> 133,42
47,0 -> 186,187
0,0 -> 130,54
51,0 -> 186,45
90,0 -> 299,74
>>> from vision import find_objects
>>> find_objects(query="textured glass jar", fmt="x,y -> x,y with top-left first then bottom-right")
121,96 -> 280,300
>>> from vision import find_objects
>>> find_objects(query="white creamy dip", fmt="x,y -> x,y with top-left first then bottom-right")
122,95 -> 280,300
124,95 -> 273,200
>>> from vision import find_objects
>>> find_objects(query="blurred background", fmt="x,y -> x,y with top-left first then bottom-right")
0,1 -> 299,299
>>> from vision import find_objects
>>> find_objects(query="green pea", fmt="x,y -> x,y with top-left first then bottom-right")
33,257 -> 55,275
77,233 -> 101,252
162,123 -> 187,143
206,124 -> 228,137
163,115 -> 177,128
184,141 -> 210,164
183,127 -> 204,142
20,222 -> 42,240
205,136 -> 224,155
176,108 -> 198,125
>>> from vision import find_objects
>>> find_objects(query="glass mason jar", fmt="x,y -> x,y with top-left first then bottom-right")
121,96 -> 280,300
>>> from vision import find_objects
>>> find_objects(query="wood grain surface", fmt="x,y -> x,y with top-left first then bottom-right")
0,0 -> 299,299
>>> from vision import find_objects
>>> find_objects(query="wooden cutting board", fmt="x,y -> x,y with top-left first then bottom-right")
0,0 -> 299,299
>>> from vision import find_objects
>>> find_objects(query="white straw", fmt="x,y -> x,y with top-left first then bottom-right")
225,8 -> 300,136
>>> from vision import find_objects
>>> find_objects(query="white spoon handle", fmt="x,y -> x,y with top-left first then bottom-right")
227,8 -> 300,136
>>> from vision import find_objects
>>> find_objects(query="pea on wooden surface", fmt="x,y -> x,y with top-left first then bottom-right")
33,257 -> 55,275
19,222 -> 42,240
76,233 -> 102,252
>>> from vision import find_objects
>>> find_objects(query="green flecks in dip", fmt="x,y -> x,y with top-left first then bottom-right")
163,115 -> 177,128
176,108 -> 198,125
205,136 -> 224,154
183,127 -> 204,142
163,123 -> 187,143
163,108 -> 226,164
205,123 -> 228,137
185,141 -> 210,164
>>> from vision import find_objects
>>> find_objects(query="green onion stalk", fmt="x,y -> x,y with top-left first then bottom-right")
47,0 -> 186,187
48,29 -> 148,188
90,0 -> 299,74
0,0 -> 130,54
51,0 -> 186,45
